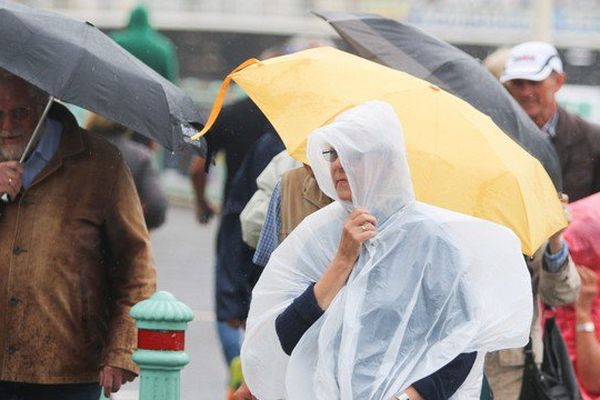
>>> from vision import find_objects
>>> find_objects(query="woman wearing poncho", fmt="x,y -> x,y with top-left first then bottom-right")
241,101 -> 533,399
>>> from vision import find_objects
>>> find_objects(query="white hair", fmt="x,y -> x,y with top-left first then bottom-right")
0,68 -> 49,111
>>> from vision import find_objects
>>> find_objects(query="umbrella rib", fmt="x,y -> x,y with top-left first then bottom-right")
55,22 -> 92,99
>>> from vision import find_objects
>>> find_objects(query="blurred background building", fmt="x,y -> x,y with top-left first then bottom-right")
14,0 -> 600,203
18,0 -> 600,119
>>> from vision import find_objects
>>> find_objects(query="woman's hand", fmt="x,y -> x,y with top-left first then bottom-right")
314,209 -> 377,310
335,208 -> 377,264
576,266 -> 598,317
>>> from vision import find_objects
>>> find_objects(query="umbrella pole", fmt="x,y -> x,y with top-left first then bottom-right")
1,95 -> 55,202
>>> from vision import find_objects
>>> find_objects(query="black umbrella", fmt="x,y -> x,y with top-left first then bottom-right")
315,11 -> 563,190
0,0 -> 206,156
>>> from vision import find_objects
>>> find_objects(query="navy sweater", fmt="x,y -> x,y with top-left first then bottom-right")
275,283 -> 476,400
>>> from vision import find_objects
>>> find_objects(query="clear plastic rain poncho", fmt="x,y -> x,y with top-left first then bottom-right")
241,101 -> 533,399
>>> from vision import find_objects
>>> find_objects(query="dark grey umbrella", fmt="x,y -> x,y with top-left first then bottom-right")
0,0 -> 206,156
315,11 -> 563,190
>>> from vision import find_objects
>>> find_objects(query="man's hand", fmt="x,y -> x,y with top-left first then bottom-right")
98,365 -> 136,398
226,319 -> 245,329
232,382 -> 257,400
195,199 -> 216,224
189,156 -> 215,224
0,161 -> 24,200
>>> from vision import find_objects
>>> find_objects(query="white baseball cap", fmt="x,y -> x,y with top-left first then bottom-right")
500,41 -> 563,83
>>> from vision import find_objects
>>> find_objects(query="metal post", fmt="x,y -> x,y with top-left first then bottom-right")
129,291 -> 194,400
533,0 -> 553,41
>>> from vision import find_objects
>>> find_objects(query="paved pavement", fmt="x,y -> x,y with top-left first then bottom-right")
116,205 -> 228,400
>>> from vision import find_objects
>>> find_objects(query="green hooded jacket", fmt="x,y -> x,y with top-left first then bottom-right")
111,5 -> 179,83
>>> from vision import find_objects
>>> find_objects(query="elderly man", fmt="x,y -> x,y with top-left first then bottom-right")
501,41 -> 600,202
0,70 -> 156,399
480,42 -> 588,398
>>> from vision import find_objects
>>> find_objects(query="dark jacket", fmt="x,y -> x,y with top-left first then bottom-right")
105,133 -> 167,230
216,132 -> 284,321
0,104 -> 156,383
555,107 -> 600,201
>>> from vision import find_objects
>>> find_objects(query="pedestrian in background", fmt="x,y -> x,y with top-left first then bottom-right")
479,42 -> 587,398
189,95 -> 274,379
111,4 -> 178,84
86,113 -> 168,230
239,150 -> 301,250
0,70 -> 156,399
501,41 -> 600,202
111,4 -> 178,150
557,192 -> 600,398
482,46 -> 510,80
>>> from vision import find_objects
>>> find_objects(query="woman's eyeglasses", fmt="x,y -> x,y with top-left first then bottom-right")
322,148 -> 338,162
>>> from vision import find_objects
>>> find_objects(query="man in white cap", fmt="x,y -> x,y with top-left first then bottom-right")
486,41 -> 589,399
501,41 -> 600,202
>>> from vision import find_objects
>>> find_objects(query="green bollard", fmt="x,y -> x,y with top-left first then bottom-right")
129,291 -> 194,400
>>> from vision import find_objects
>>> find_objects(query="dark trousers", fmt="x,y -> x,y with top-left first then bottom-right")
0,381 -> 101,400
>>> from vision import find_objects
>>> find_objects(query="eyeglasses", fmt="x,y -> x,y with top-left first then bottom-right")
322,148 -> 338,162
0,107 -> 32,124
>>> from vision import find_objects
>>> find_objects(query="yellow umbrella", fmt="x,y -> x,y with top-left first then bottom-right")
193,47 -> 566,256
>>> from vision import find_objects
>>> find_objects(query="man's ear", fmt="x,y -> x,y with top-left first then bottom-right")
553,72 -> 566,92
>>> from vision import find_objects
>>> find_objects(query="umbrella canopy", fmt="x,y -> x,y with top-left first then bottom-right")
193,47 -> 566,256
0,0 -> 205,155
314,11 -> 562,190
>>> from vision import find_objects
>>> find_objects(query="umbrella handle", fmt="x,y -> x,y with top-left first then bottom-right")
191,58 -> 259,140
18,96 -> 55,163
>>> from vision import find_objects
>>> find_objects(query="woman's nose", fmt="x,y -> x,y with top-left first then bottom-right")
331,157 -> 342,169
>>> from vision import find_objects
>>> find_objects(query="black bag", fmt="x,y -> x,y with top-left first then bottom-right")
519,306 -> 582,400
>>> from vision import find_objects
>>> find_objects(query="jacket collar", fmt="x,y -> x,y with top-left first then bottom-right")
27,103 -> 86,188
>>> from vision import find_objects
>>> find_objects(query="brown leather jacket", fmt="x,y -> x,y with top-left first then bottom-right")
0,104 -> 156,384
555,107 -> 600,202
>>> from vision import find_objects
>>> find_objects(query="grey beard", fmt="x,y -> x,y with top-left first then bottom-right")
0,148 -> 23,162
0,129 -> 27,162
0,142 -> 25,162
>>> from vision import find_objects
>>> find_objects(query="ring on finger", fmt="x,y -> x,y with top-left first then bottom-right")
361,224 -> 369,232
7,178 -> 12,185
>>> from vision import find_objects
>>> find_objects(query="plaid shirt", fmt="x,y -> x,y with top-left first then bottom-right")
253,181 -> 282,267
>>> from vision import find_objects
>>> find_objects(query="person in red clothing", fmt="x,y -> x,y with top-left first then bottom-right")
556,192 -> 600,398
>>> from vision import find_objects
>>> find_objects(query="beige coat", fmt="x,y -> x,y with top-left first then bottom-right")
279,166 -> 332,242
485,244 -> 580,399
0,105 -> 156,384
